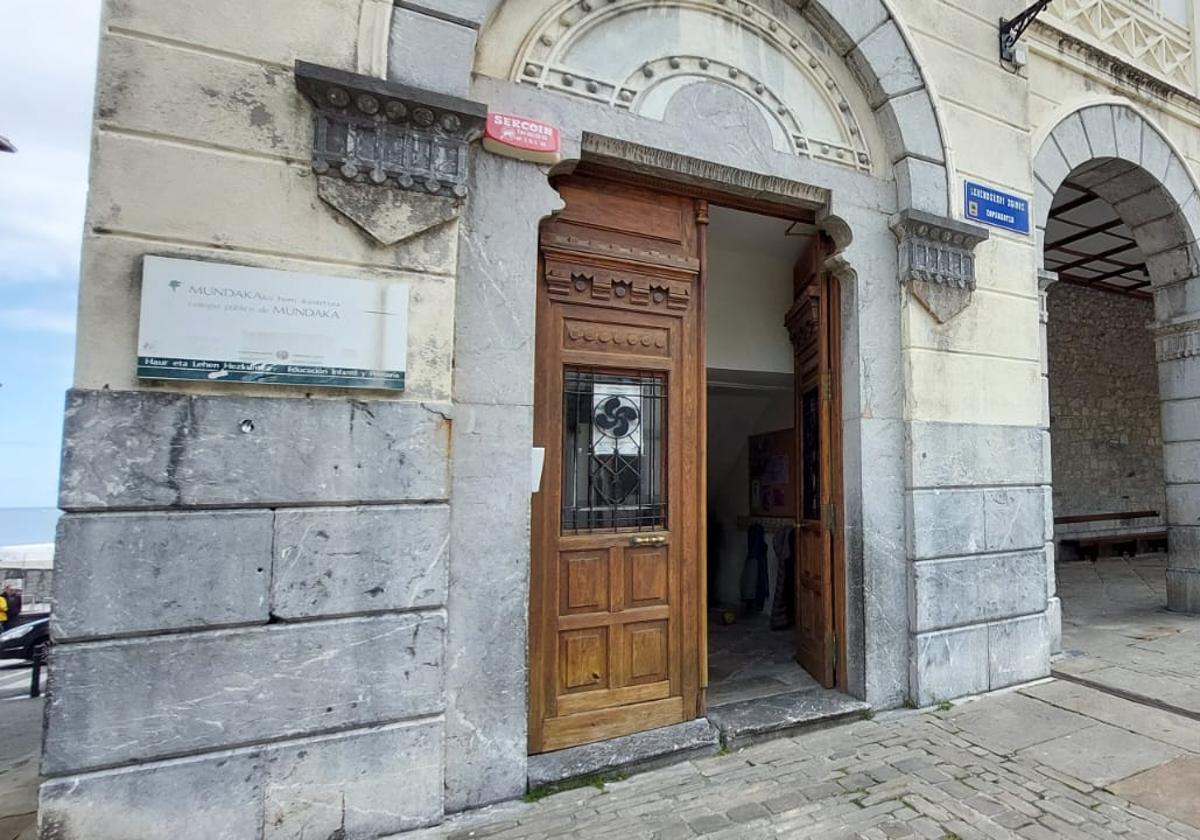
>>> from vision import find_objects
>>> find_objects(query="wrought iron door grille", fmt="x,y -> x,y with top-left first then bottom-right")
562,368 -> 666,533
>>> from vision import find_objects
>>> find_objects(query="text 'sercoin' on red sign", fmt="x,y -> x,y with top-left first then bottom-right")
483,112 -> 562,164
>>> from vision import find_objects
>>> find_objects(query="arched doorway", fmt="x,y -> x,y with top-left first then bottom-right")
441,0 -> 990,809
1033,103 -> 1200,704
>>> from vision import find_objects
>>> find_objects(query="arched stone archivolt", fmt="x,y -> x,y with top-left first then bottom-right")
1032,101 -> 1200,614
505,0 -> 872,171
474,0 -> 954,215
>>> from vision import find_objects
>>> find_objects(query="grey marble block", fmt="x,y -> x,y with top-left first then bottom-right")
445,402 -> 534,812
911,624 -> 990,706
272,505 -> 450,619
907,423 -> 1045,489
910,550 -> 1047,632
389,6 -> 477,97
43,612 -> 445,774
53,510 -> 273,641
907,486 -> 1046,560
40,719 -> 443,840
59,389 -> 451,510
989,612 -> 1051,689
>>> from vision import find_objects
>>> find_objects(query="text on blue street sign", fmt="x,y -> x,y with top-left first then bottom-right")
964,181 -> 1030,235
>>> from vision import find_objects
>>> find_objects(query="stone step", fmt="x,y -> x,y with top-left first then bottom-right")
526,689 -> 871,790
1052,668 -> 1200,723
526,718 -> 720,789
706,687 -> 871,749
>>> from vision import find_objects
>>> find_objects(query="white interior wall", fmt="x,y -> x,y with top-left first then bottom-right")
705,208 -> 801,375
705,206 -> 807,607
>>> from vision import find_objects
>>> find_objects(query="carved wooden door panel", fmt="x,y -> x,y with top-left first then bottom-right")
787,243 -> 842,689
530,176 -> 705,753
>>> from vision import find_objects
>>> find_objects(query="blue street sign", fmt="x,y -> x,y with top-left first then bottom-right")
964,180 -> 1030,235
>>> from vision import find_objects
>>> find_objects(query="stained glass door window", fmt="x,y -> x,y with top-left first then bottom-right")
562,368 -> 666,532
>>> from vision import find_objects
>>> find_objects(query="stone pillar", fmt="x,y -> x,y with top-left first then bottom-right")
1039,270 -> 1062,653
898,212 -> 1053,706
443,151 -> 561,812
1156,315 -> 1200,613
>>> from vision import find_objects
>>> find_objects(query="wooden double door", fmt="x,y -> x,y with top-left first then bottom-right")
530,175 -> 842,753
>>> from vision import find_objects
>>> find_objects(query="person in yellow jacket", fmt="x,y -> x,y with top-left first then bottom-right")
0,593 -> 9,629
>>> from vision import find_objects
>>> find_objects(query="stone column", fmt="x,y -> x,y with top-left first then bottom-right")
1039,270 -> 1062,653
444,151 -> 561,812
1156,316 -> 1200,613
898,212 -> 1054,705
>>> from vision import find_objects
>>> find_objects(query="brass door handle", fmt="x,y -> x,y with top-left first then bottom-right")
629,535 -> 668,547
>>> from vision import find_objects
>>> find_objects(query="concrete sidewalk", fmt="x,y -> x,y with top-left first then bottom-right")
1055,556 -> 1200,719
407,679 -> 1200,839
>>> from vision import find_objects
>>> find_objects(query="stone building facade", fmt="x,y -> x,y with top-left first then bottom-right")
39,0 -> 1200,837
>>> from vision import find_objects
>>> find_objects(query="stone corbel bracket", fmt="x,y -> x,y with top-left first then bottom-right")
892,210 -> 990,324
1038,270 -> 1059,325
294,60 -> 487,246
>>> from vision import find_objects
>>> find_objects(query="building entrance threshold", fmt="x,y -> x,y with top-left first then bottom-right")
527,688 -> 868,790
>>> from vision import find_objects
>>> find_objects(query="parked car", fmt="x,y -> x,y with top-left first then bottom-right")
0,617 -> 49,662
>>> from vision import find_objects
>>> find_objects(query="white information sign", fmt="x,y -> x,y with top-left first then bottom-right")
137,256 -> 408,390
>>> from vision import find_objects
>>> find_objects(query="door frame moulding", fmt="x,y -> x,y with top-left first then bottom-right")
530,142 -> 860,734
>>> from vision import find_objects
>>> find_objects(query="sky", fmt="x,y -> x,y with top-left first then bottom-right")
0,1 -> 101,510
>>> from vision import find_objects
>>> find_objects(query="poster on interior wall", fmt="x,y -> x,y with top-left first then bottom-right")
592,384 -> 643,456
136,256 -> 408,390
748,429 -> 796,518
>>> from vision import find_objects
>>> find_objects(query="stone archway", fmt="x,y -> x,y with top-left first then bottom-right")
417,0 -> 997,813
1033,102 -> 1200,614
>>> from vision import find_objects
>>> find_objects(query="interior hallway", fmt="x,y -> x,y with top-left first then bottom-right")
706,614 -> 819,707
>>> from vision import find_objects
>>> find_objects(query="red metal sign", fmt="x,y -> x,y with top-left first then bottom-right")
484,112 -> 561,162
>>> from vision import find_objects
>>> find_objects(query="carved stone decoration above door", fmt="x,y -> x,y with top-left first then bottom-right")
294,60 -> 487,245
892,210 -> 990,323
493,0 -> 877,173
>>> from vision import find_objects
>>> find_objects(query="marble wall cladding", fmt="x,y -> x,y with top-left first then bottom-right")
907,423 -> 1046,488
910,550 -> 1048,632
272,505 -> 450,619
40,719 -> 444,840
59,390 -> 451,511
43,613 -> 445,774
444,358 -> 537,806
988,612 -> 1051,689
53,511 -> 273,641
911,624 -> 990,705
1046,284 -> 1165,519
53,505 -> 450,640
907,486 -> 1046,560
911,610 -> 1051,705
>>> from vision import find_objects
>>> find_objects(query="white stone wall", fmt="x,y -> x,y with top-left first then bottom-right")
50,0 -> 1200,832
1048,284 -> 1166,519
75,0 -> 456,402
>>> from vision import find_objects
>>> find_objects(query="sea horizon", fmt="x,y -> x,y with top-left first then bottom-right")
0,507 -> 61,547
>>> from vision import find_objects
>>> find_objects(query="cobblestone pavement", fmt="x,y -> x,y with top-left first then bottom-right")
406,679 -> 1200,840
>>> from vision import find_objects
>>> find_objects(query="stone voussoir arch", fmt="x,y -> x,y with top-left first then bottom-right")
1032,99 -> 1200,615
471,0 -> 955,217
1032,101 -> 1200,282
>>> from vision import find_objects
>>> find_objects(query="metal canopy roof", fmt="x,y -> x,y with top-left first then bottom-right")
1043,182 -> 1151,299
